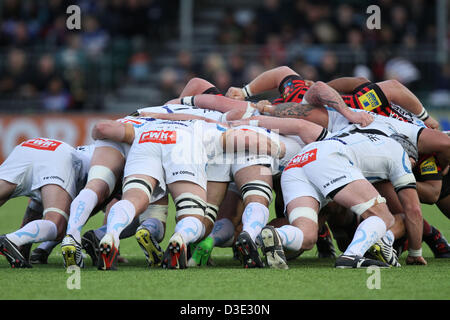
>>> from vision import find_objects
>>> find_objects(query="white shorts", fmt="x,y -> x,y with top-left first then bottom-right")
227,125 -> 280,176
274,135 -> 303,174
0,138 -> 81,201
281,162 -> 327,210
231,153 -> 274,176
124,126 -> 208,201
206,162 -> 232,182
94,139 -> 131,158
299,140 -> 366,198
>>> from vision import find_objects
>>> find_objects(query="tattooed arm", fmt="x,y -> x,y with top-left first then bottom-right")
304,81 -> 374,127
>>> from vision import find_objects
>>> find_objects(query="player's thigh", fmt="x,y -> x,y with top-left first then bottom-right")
233,165 -> 273,206
89,146 -> 125,180
168,181 -> 207,223
332,179 -> 394,227
122,174 -> 158,215
206,181 -> 228,207
0,179 -> 17,206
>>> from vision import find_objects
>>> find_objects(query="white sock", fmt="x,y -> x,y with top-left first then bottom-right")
344,216 -> 387,257
174,216 -> 205,245
242,202 -> 269,242
106,200 -> 136,247
277,225 -> 304,251
210,218 -> 235,247
382,229 -> 395,246
66,189 -> 98,243
140,218 -> 165,242
94,225 -> 107,240
7,220 -> 57,247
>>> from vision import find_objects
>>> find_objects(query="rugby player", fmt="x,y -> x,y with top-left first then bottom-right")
225,66 -> 439,129
232,116 -> 427,268
0,138 -> 93,268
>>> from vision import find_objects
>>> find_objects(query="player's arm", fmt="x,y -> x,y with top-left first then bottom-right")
304,81 -> 374,127
226,66 -> 298,100
165,94 -> 256,120
416,180 -> 442,205
326,77 -> 370,94
92,120 -> 135,144
390,152 -> 426,265
231,115 -> 327,145
139,111 -> 220,124
221,128 -> 283,159
414,156 -> 443,204
396,187 -> 426,265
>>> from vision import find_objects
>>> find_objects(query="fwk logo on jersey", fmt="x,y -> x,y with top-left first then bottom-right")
284,149 -> 317,170
139,130 -> 177,144
21,138 -> 62,151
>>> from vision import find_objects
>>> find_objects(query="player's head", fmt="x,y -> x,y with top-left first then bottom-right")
389,133 -> 418,166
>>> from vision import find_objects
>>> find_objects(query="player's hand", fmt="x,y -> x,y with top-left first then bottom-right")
225,87 -> 246,101
255,100 -> 272,114
347,111 -> 374,127
304,79 -> 315,87
424,116 -> 440,130
406,255 -> 427,265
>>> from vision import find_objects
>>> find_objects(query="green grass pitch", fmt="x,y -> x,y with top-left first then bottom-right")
0,196 -> 449,300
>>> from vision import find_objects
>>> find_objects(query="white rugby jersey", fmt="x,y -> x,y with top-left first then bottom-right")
322,130 -> 416,191
137,104 -> 227,122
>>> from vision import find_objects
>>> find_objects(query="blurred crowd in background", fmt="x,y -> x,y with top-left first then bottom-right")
0,0 -> 448,112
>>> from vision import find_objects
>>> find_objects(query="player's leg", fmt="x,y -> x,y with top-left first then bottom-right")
98,174 -> 157,270
1,184 -> 71,268
263,196 -> 320,269
162,181 -> 208,269
135,196 -> 169,267
233,165 -> 273,268
65,146 -> 124,245
188,181 -> 229,267
0,179 -> 17,207
17,199 -> 43,261
422,218 -> 450,258
332,180 -> 394,268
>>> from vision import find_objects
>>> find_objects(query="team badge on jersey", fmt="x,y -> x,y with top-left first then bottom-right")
139,130 -> 177,144
420,156 -> 438,175
284,148 -> 317,170
21,138 -> 62,151
358,89 -> 382,111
